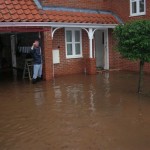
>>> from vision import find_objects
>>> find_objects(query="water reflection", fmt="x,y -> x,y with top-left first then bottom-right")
89,85 -> 96,112
66,84 -> 83,104
103,73 -> 111,98
53,85 -> 62,103
34,86 -> 44,106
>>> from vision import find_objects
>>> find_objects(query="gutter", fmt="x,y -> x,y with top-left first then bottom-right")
0,22 -> 117,29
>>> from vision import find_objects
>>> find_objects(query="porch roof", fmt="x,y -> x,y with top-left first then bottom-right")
44,10 -> 118,24
0,0 -> 118,25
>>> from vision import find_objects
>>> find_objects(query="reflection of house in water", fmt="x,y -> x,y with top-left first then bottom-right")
34,87 -> 45,106
66,84 -> 84,105
53,86 -> 62,103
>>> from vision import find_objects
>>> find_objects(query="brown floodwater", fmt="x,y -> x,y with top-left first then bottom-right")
0,71 -> 150,150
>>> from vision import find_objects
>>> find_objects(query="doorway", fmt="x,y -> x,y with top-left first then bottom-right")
95,29 -> 109,70
0,32 -> 39,81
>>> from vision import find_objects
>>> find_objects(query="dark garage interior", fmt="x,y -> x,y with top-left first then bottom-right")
0,31 -> 40,81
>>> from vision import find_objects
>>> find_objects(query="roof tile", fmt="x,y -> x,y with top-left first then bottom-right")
22,5 -> 28,10
14,4 -> 22,10
4,0 -> 12,5
0,0 -> 4,5
12,0 -> 19,5
1,9 -> 9,15
11,14 -> 19,21
0,4 -> 6,9
17,9 -> 24,15
7,4 -> 14,9
9,9 -> 17,15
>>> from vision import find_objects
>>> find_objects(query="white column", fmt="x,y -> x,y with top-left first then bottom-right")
89,38 -> 93,58
104,29 -> 109,70
82,28 -> 96,58
88,28 -> 94,58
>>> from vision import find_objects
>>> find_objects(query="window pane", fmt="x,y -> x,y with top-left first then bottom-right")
140,0 -> 145,12
132,1 -> 137,13
67,44 -> 72,55
75,31 -> 80,42
75,43 -> 81,55
66,31 -> 72,42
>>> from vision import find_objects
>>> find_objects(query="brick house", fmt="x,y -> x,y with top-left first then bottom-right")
0,0 -> 149,80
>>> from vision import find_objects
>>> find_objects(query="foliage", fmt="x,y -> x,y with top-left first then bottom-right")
113,20 -> 150,62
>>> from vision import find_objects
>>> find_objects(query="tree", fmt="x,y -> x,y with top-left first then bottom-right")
113,20 -> 150,93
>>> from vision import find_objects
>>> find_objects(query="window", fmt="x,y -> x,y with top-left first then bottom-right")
65,28 -> 82,58
130,0 -> 146,16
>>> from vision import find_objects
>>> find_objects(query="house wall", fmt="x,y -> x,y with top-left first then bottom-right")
39,0 -> 110,10
52,28 -> 89,77
40,0 -> 150,76
110,0 -> 150,22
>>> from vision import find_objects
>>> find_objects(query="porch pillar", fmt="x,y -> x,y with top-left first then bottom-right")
89,28 -> 93,58
86,28 -> 96,75
42,28 -> 53,80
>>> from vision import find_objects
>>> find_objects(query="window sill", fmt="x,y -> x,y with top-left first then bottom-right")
66,56 -> 83,59
129,12 -> 146,17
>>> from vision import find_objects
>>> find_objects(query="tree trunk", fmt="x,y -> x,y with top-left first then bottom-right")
138,60 -> 145,93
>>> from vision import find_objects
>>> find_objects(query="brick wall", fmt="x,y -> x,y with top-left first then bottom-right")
42,28 -> 53,80
108,29 -> 150,74
52,28 -> 89,77
110,0 -> 150,22
39,0 -> 109,10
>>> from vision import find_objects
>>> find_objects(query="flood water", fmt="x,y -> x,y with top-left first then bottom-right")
0,71 -> 150,150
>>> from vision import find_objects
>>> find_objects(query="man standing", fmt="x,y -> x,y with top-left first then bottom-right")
31,40 -> 42,84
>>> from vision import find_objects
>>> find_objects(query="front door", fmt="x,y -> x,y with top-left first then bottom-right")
95,29 -> 109,70
95,30 -> 104,69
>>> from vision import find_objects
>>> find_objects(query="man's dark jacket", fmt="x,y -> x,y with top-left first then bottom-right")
31,47 -> 42,64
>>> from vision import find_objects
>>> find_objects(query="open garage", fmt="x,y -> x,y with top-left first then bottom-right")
0,28 -> 44,82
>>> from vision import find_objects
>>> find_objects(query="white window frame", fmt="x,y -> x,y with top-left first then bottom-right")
65,28 -> 82,59
130,0 -> 146,17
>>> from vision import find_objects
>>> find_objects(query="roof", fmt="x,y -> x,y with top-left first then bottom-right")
0,0 -> 118,24
44,11 -> 118,24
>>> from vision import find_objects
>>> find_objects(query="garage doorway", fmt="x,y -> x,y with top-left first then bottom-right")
0,32 -> 40,81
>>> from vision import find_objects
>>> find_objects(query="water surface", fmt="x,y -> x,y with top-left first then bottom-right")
0,71 -> 150,150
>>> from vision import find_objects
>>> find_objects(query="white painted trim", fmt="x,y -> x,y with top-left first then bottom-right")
130,0 -> 146,17
82,28 -> 98,58
104,29 -> 109,70
65,28 -> 83,59
52,27 -> 62,39
50,22 -> 117,29
0,22 -> 117,28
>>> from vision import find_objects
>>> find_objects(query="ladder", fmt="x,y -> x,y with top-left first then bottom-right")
23,59 -> 33,80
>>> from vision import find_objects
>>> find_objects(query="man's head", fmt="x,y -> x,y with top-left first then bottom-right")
33,40 -> 39,47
